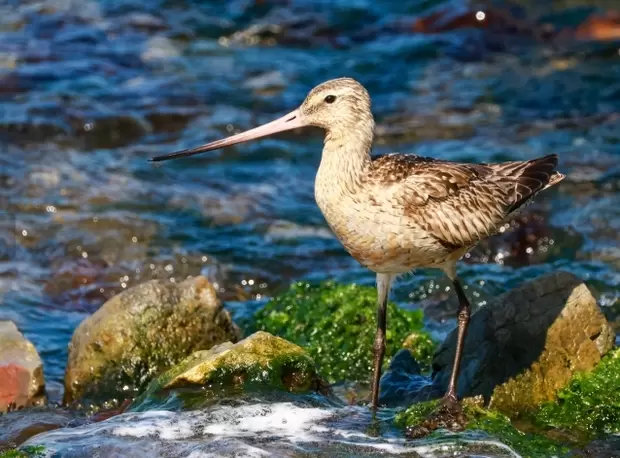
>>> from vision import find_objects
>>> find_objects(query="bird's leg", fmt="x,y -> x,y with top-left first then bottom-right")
370,273 -> 393,410
443,276 -> 471,405
405,271 -> 470,439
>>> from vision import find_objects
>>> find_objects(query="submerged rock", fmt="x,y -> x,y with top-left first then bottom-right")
63,276 -> 241,407
378,349 -> 430,408
131,331 -> 322,411
0,321 -> 46,413
253,281 -> 430,383
0,407 -> 75,449
431,271 -> 615,414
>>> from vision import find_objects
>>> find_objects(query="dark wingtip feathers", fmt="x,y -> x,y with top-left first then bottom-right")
506,154 -> 564,213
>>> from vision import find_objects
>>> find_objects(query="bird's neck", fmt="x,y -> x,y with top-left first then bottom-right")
316,120 -> 374,189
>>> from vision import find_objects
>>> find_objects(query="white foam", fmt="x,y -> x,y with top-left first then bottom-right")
112,411 -> 194,440
201,402 -> 331,440
185,442 -> 270,458
25,402 -> 526,457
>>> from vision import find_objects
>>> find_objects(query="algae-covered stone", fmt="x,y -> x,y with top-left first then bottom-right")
535,347 -> 620,439
131,331 -> 321,410
395,399 -> 570,457
431,271 -> 615,414
64,276 -> 241,406
0,322 -> 46,413
253,281 -> 429,383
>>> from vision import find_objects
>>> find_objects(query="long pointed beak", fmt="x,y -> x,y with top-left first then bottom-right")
149,108 -> 304,162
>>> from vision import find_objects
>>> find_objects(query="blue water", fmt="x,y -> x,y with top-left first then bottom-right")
1,0 -> 619,401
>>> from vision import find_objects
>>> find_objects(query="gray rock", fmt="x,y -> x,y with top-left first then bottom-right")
0,407 -> 76,448
572,436 -> 620,458
63,276 -> 241,406
379,349 -> 431,407
431,271 -> 615,414
0,321 -> 46,413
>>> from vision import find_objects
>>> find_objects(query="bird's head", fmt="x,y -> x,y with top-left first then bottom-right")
149,77 -> 373,163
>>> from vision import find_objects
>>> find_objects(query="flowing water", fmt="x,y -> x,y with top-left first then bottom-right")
1,0 -> 619,455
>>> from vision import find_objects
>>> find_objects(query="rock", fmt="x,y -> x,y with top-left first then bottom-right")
573,436 -> 620,457
0,321 -> 46,413
378,349 -> 430,407
533,347 -> 620,438
431,271 -> 615,414
397,399 -> 569,456
131,331 -> 322,411
63,276 -> 241,406
253,281 -> 429,383
575,11 -> 620,42
0,407 -> 75,448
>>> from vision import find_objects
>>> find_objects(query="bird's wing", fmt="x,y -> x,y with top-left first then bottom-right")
370,153 -> 563,249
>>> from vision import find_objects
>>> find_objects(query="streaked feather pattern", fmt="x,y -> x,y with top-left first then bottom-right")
367,153 -> 565,250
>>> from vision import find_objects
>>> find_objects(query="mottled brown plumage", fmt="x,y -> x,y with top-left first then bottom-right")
365,153 -> 564,252
150,77 -> 565,413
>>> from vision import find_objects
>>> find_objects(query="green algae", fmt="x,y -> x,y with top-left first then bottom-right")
252,281 -> 430,383
394,399 -> 440,427
466,406 -> 570,458
401,332 -> 436,369
0,446 -> 45,458
534,347 -> 620,438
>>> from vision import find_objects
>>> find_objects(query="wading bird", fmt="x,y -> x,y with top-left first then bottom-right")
150,78 -> 564,411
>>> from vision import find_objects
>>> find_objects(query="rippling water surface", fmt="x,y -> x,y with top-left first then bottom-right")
1,0 -> 619,414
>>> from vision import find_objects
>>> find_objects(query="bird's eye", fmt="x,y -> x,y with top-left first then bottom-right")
324,95 -> 337,104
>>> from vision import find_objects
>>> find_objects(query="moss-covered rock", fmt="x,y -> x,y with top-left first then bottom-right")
63,276 -> 241,408
130,331 -> 322,411
431,271 -> 615,415
396,400 -> 570,458
397,346 -> 620,456
534,347 -> 620,439
253,281 -> 429,383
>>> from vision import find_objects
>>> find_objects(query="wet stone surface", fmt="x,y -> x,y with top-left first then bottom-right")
0,321 -> 46,413
432,271 -> 615,414
63,276 -> 241,408
0,407 -> 76,449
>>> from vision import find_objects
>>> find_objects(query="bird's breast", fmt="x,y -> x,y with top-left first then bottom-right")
314,189 -> 451,273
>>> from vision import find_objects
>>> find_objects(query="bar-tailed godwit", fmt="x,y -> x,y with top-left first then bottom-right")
151,78 -> 565,412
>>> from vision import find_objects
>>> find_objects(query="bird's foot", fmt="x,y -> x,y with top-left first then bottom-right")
405,394 -> 466,439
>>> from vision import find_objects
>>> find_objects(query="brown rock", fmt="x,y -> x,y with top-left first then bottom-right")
431,271 -> 615,415
575,11 -> 620,42
63,276 -> 241,407
0,321 -> 46,413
